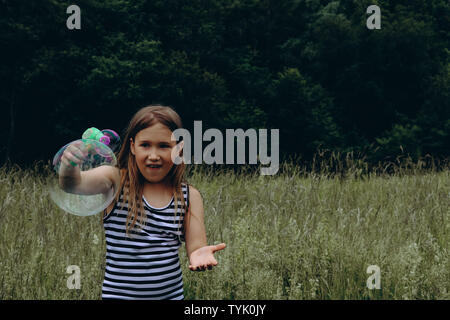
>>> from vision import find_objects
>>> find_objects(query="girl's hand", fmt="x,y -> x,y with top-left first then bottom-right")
189,243 -> 226,271
61,141 -> 87,170
59,141 -> 88,192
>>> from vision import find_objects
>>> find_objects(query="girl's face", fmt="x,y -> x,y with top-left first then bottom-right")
130,122 -> 178,184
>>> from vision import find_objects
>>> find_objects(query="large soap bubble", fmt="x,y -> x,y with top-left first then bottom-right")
49,128 -> 121,216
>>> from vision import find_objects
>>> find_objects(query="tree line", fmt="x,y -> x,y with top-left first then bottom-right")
1,0 -> 448,168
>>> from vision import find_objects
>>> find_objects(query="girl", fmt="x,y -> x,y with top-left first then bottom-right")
59,105 -> 226,300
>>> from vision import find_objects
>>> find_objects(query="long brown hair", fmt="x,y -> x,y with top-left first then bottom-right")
110,105 -> 188,236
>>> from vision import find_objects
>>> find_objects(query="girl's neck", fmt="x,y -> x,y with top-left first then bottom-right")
144,178 -> 173,193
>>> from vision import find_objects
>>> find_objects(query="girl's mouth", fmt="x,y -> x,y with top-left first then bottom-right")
146,164 -> 162,169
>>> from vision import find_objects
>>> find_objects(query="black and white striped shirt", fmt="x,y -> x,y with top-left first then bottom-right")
101,183 -> 189,300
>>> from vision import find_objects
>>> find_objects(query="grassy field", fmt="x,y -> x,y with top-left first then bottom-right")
0,154 -> 449,300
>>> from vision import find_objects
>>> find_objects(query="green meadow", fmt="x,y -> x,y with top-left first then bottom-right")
0,154 -> 449,299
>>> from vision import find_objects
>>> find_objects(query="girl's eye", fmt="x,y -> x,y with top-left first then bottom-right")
140,143 -> 170,148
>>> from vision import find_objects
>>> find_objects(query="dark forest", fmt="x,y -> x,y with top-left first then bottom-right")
1,0 -> 448,167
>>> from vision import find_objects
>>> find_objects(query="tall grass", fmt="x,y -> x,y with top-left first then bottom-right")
0,153 -> 449,299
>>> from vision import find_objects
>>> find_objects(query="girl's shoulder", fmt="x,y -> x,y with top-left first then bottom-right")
185,183 -> 203,204
182,181 -> 198,195
178,182 -> 202,206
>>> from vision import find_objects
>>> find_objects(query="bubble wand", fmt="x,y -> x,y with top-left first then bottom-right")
52,127 -> 120,171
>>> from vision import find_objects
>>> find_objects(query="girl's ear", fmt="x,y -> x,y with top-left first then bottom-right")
130,138 -> 135,155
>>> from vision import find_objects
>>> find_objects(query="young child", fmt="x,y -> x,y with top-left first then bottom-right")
59,105 -> 226,300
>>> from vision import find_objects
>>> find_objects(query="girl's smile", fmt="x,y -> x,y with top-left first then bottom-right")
146,164 -> 162,169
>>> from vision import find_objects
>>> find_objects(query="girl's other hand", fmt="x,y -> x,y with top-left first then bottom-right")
189,243 -> 226,272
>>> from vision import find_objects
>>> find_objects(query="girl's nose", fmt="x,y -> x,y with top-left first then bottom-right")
148,148 -> 160,160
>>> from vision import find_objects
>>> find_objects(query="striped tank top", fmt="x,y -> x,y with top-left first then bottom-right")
101,183 -> 189,300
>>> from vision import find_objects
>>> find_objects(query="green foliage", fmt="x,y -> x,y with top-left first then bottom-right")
0,0 -> 449,166
268,68 -> 342,156
375,124 -> 423,160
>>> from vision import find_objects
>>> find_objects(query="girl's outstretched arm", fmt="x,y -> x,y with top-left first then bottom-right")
184,186 -> 226,271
